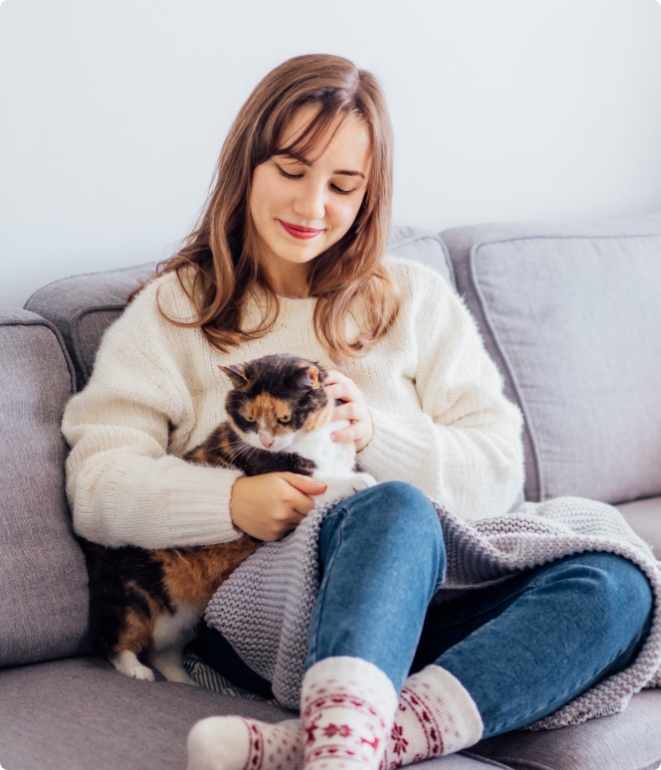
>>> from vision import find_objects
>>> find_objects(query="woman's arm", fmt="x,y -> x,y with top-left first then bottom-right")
347,264 -> 524,522
62,283 -> 246,549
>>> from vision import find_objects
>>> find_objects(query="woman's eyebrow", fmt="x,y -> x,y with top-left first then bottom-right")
334,170 -> 365,178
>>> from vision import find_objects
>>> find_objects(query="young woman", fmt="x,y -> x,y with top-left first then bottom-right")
62,55 -> 653,770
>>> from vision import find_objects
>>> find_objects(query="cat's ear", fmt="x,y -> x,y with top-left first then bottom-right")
293,364 -> 323,390
218,364 -> 249,389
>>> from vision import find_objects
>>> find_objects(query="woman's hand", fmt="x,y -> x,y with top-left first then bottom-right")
324,370 -> 373,452
230,472 -> 327,541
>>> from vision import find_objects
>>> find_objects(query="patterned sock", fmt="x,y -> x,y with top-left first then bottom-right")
186,715 -> 303,770
383,665 -> 484,768
301,656 -> 398,770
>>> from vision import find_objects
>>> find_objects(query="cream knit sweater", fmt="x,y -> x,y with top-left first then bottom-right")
61,258 -> 524,549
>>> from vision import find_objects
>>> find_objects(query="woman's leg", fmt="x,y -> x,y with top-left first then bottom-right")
413,552 -> 653,739
305,480 -> 445,687
301,481 -> 449,769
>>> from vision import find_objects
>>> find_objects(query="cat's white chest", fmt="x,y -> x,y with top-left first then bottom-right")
291,421 -> 353,475
290,421 -> 376,505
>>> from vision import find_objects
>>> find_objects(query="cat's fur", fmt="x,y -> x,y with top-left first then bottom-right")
82,354 -> 375,684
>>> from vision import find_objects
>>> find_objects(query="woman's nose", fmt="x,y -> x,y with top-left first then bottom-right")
293,181 -> 326,221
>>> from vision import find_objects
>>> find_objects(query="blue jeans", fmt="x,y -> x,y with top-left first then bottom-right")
304,481 -> 653,738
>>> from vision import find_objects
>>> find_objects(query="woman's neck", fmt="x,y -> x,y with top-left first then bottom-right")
259,253 -> 310,299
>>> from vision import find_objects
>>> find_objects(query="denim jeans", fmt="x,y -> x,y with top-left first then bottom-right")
303,481 -> 653,738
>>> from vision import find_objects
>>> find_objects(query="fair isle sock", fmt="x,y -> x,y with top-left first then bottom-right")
384,665 -> 484,768
301,656 -> 399,770
186,715 -> 302,770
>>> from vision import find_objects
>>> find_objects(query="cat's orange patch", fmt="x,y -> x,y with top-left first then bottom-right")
302,398 -> 333,432
244,394 -> 296,434
114,601 -> 156,655
157,539 -> 261,607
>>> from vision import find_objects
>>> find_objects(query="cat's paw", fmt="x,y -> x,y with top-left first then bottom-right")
111,650 -> 155,681
150,649 -> 197,685
349,472 -> 378,492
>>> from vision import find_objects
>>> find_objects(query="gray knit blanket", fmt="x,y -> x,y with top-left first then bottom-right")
205,496 -> 661,730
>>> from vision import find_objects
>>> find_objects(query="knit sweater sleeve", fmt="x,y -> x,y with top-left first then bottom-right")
357,262 -> 524,522
61,275 -> 243,549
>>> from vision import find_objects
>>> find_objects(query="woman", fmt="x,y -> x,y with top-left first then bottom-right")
62,55 -> 653,770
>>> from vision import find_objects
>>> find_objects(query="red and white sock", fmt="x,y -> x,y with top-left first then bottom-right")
186,664 -> 482,770
383,665 -> 484,768
186,715 -> 302,770
301,656 -> 398,770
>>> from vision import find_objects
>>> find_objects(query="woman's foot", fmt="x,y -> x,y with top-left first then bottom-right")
300,657 -> 398,769
186,716 -> 302,770
383,665 -> 483,768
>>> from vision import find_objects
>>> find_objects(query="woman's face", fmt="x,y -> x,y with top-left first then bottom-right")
249,105 -> 371,291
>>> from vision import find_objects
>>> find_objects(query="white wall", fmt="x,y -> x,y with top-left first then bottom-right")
1,0 -> 661,308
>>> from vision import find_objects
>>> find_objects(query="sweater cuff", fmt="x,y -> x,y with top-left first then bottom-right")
358,406 -> 437,485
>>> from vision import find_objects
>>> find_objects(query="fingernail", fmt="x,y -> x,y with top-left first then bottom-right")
330,434 -> 336,442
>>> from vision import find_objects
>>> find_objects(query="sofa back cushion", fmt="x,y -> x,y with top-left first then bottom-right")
25,227 -> 454,389
0,310 -> 90,666
442,215 -> 661,504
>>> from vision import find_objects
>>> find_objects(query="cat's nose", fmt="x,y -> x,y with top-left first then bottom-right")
259,430 -> 275,448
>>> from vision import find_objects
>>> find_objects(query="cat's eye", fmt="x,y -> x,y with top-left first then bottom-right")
244,415 -> 257,423
278,415 -> 292,424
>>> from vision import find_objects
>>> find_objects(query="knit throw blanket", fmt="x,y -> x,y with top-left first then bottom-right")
205,496 -> 661,730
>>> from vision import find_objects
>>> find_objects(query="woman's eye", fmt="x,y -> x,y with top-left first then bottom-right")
331,184 -> 353,195
276,165 -> 303,180
244,415 -> 257,423
278,415 -> 292,424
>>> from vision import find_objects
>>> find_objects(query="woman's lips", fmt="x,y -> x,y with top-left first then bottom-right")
279,220 -> 324,240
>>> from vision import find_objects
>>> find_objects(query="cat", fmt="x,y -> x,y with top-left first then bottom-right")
81,353 -> 376,684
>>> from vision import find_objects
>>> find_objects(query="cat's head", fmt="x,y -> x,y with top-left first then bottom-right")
219,354 -> 332,452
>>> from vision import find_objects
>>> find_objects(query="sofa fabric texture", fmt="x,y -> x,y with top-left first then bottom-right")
468,690 -> 661,770
0,310 -> 90,667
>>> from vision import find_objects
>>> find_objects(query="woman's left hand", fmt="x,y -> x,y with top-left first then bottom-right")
324,370 -> 373,452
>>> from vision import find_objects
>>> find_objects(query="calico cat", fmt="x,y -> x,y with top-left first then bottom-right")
82,353 -> 376,684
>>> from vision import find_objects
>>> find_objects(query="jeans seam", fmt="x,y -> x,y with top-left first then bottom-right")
306,505 -> 348,666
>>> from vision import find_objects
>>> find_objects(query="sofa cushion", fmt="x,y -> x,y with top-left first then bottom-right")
617,496 -> 661,558
467,689 -> 661,770
24,262 -> 157,388
24,227 -> 454,389
0,310 -> 90,666
441,215 -> 661,504
0,656 -> 498,770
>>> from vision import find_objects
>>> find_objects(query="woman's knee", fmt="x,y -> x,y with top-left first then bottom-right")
322,481 -> 445,567
351,480 -> 441,535
538,552 -> 652,645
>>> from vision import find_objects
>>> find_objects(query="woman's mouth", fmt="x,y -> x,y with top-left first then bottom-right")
279,220 -> 324,240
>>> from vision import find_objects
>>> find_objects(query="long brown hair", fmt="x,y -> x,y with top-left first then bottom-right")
150,53 -> 400,360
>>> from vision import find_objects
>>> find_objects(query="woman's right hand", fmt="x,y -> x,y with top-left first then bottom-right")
229,472 -> 327,541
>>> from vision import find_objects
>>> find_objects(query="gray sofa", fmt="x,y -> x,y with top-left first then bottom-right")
2,216 -> 661,770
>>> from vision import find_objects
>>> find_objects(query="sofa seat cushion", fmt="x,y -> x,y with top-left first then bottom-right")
0,310 -> 90,666
442,215 -> 661,505
0,656 -> 497,770
467,690 -> 661,770
25,227 -> 453,389
617,496 -> 661,557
